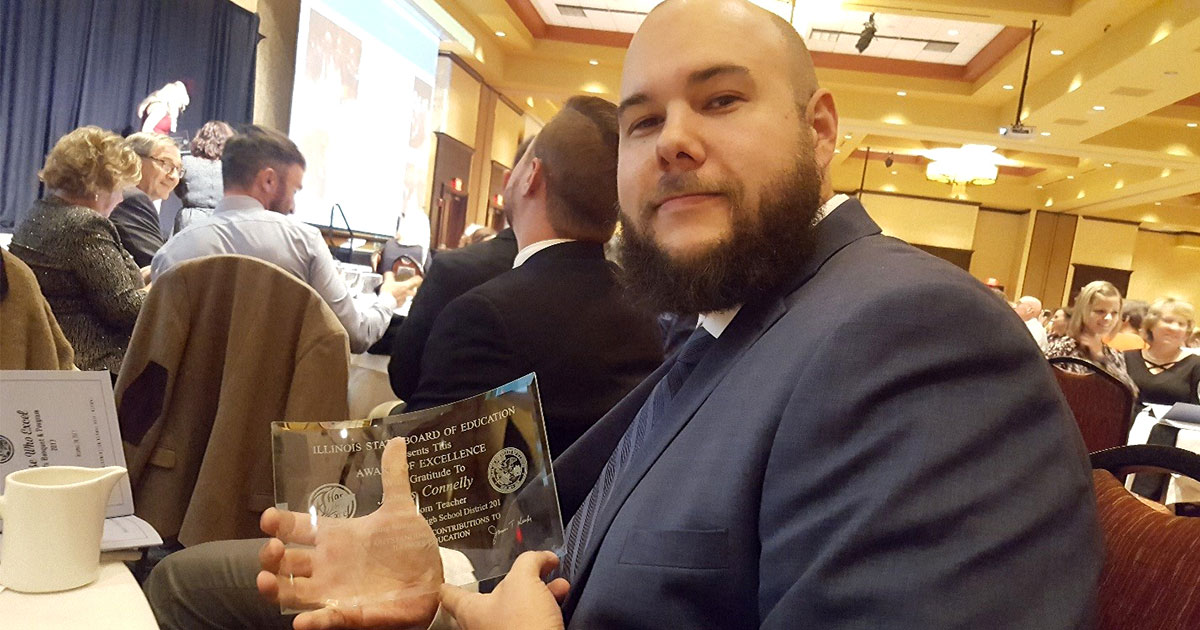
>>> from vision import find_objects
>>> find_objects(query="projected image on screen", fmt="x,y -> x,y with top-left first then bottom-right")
291,0 -> 439,236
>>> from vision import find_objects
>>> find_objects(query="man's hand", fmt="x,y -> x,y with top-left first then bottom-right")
439,551 -> 568,630
382,276 -> 423,303
257,438 -> 443,630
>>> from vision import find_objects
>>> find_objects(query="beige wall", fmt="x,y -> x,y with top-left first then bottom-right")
969,210 -> 1029,299
1071,218 -> 1139,270
435,58 -> 482,145
859,192 -> 979,250
1127,231 -> 1200,304
490,100 -> 524,167
252,0 -> 299,132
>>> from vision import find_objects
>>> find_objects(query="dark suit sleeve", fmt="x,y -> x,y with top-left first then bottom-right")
111,196 -> 166,267
389,258 -> 462,399
757,282 -> 1100,629
404,291 -> 526,411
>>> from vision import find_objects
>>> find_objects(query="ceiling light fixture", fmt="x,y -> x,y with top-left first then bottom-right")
1002,84 -> 1014,90
1104,163 -> 1113,167
896,90 -> 907,96
855,13 -> 877,53
919,144 -> 1015,197
1092,105 -> 1105,111
1066,175 -> 1074,179
588,59 -> 599,66
844,134 -> 852,139
1050,49 -> 1064,56
495,31 -> 506,37
1188,122 -> 1198,128
1040,131 -> 1051,136
1036,185 -> 1044,189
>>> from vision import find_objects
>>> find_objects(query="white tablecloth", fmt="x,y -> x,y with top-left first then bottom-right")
1127,405 -> 1200,504
0,560 -> 158,629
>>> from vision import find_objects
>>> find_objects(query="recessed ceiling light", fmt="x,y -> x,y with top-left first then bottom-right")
588,59 -> 599,66
1066,175 -> 1075,179
1077,190 -> 1086,199
1002,84 -> 1014,90
896,91 -> 907,96
1036,185 -> 1044,189
1162,168 -> 1172,177
891,170 -> 898,175
833,149 -> 840,154
1188,122 -> 1199,128
526,96 -> 535,107
1155,201 -> 1162,206
1040,131 -> 1051,136
495,31 -> 506,37
844,134 -> 852,139
1104,163 -> 1113,167
1045,198 -> 1054,207
948,29 -> 959,36
1050,49 -> 1065,56
1092,105 -> 1105,111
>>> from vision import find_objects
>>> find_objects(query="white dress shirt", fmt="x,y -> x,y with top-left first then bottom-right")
698,193 -> 851,338
152,195 -> 395,353
512,238 -> 576,268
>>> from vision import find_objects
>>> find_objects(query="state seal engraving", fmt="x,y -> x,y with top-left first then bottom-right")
487,447 -> 528,494
0,435 -> 12,464
308,482 -> 357,518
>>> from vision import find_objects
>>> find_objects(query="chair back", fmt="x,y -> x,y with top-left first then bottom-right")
1090,445 -> 1200,630
0,249 -> 74,369
1048,356 -> 1135,451
115,255 -> 350,545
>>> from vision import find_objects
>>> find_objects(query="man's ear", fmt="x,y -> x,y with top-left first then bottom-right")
524,158 -> 544,198
806,89 -> 839,173
257,167 -> 278,196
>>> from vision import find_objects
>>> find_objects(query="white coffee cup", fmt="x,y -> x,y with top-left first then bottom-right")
0,466 -> 126,592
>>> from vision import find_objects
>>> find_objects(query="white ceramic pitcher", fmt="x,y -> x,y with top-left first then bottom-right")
0,465 -> 126,592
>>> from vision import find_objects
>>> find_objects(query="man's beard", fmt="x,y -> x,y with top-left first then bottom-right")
267,187 -> 291,214
617,151 -> 824,315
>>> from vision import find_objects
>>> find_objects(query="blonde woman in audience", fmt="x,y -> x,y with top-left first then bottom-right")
10,127 -> 147,375
1123,299 -> 1200,406
1045,280 -> 1138,393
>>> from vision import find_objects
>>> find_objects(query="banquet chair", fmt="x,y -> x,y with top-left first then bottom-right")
0,249 -> 74,369
115,255 -> 350,546
1089,445 -> 1200,630
1048,356 -> 1136,452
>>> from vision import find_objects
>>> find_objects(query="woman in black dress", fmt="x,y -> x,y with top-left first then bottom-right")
1124,298 -> 1200,407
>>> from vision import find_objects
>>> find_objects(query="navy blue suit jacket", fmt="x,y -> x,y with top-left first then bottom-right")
555,198 -> 1101,629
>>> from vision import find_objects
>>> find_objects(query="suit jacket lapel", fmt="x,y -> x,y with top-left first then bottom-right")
562,199 -> 883,613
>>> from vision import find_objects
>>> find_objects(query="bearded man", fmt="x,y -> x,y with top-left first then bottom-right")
151,2 -> 1102,628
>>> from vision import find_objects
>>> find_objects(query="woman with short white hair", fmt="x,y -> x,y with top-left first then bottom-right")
1124,298 -> 1200,406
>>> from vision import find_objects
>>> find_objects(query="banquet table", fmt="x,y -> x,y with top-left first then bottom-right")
0,558 -> 159,629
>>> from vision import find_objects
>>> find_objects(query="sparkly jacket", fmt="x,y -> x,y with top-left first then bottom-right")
10,198 -> 146,373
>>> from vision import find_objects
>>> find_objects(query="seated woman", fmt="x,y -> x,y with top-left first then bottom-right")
1124,298 -> 1200,407
1045,280 -> 1138,394
174,120 -> 234,234
9,126 -> 147,375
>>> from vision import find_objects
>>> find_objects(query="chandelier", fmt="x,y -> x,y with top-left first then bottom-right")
919,144 -> 1016,198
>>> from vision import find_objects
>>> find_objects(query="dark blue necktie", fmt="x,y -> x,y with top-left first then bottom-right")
559,328 -> 716,580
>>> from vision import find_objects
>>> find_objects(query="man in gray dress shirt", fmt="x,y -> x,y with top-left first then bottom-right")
152,126 -> 415,353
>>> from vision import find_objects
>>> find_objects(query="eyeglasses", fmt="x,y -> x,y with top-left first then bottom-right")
148,156 -> 185,178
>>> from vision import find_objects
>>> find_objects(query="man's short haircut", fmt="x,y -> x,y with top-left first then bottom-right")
221,125 -> 306,189
1121,299 -> 1148,330
512,134 -> 535,168
532,96 -> 620,242
126,132 -> 179,159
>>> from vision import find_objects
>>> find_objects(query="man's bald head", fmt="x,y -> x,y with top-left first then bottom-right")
1015,296 -> 1043,321
637,0 -> 819,106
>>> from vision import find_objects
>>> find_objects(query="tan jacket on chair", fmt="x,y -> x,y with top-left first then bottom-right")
116,255 -> 350,545
0,249 -> 74,369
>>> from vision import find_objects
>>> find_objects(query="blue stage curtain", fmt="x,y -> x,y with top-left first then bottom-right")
0,0 -> 259,229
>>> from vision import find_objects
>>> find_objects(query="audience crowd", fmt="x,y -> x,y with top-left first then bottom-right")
3,1 -> 1200,628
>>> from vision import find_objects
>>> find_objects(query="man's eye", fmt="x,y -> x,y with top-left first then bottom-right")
706,94 -> 741,109
628,117 -> 661,133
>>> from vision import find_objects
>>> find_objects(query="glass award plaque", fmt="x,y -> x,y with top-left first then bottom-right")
271,373 -> 562,612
